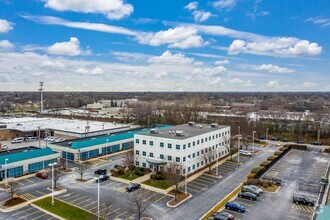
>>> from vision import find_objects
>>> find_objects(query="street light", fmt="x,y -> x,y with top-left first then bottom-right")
237,126 -> 241,163
252,131 -> 256,152
184,157 -> 190,194
37,126 -> 41,148
5,158 -> 8,186
98,175 -> 100,220
216,147 -> 219,176
266,128 -> 269,140
45,128 -> 48,148
48,162 -> 57,205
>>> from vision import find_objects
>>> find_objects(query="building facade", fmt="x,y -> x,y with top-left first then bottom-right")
134,123 -> 231,175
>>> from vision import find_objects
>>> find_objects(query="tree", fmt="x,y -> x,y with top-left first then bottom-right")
224,136 -> 236,161
7,180 -> 20,199
128,189 -> 152,220
202,148 -> 216,173
75,163 -> 90,180
164,162 -> 184,201
48,166 -> 64,189
122,150 -> 135,178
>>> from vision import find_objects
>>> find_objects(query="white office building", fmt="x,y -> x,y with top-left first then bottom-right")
134,123 -> 231,175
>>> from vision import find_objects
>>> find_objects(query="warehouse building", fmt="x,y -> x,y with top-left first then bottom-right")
134,122 -> 231,175
0,147 -> 59,180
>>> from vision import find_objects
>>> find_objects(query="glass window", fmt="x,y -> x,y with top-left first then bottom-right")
150,152 -> 154,157
142,151 -> 146,156
205,137 -> 207,142
197,151 -> 200,156
201,149 -> 204,154
197,163 -> 200,168
193,141 -> 195,146
150,141 -> 154,146
201,161 -> 204,165
160,142 -> 164,147
183,157 -> 186,162
188,143 -> 191,148
216,134 -> 218,138
135,150 -> 139,155
201,139 -> 204,143
176,157 -> 180,162
142,162 -> 146,168
176,144 -> 180,150
142,140 -> 146,145
160,154 -> 164,159
193,165 -> 195,170
193,153 -> 195,158
209,136 -> 211,141
135,161 -> 139,166
188,167 -> 191,172
183,144 -> 186,150
28,162 -> 43,173
122,141 -> 133,150
135,139 -> 139,144
197,140 -> 199,145
168,155 -> 172,161
168,143 -> 172,148
188,155 -> 191,159
150,164 -> 154,169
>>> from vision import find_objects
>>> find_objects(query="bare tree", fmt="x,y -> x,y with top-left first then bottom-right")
48,166 -> 64,189
202,148 -> 216,173
164,162 -> 184,201
128,190 -> 152,220
75,163 -> 90,180
224,136 -> 236,161
7,180 -> 20,199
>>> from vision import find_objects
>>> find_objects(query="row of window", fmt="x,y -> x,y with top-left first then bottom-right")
28,159 -> 58,173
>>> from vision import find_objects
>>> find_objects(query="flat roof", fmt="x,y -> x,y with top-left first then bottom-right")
136,123 -> 229,140
0,147 -> 58,165
0,117 -> 133,133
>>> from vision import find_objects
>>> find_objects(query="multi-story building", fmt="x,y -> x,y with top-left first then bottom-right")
134,122 -> 231,175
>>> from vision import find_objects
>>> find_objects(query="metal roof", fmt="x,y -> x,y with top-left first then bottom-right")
0,147 -> 58,165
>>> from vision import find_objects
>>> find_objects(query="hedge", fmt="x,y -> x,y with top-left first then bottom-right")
267,156 -> 277,161
279,147 -> 287,151
251,167 -> 262,173
247,173 -> 256,179
260,161 -> 270,167
274,151 -> 282,156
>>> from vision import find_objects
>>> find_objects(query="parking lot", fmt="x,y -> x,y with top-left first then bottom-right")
220,149 -> 329,220
7,205 -> 59,220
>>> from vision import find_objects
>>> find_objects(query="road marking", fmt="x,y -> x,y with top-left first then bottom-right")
188,182 -> 205,189
125,214 -> 135,220
288,215 -> 302,220
11,207 -> 34,216
187,187 -> 200,193
17,210 -> 40,220
19,193 -> 37,201
292,204 -> 314,213
153,195 -> 167,203
16,181 -> 24,186
195,178 -> 214,185
235,200 -> 253,207
25,178 -> 34,183
99,205 -> 112,214
115,211 -> 128,218
107,208 -> 120,216
190,180 -> 208,187
83,200 -> 97,208
36,190 -> 46,195
290,210 -> 312,217
75,198 -> 93,206
32,213 -> 47,220
70,195 -> 87,203
64,194 -> 81,201
198,176 -> 216,183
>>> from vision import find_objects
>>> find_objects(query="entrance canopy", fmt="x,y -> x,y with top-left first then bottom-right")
146,158 -> 167,165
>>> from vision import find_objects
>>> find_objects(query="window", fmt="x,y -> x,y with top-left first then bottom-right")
168,143 -> 172,149
150,152 -> 154,157
197,151 -> 200,156
122,142 -> 133,150
102,144 -> 120,156
209,147 -> 211,151
8,166 -> 23,178
193,153 -> 195,158
201,139 -> 204,143
160,154 -> 164,159
142,140 -> 146,145
183,144 -> 186,150
193,165 -> 196,170
160,142 -> 164,147
197,140 -> 200,145
135,139 -> 139,144
183,169 -> 186,174
193,141 -> 195,146
142,151 -> 146,156
212,145 -> 215,149
188,155 -> 191,159
188,167 -> 191,172
142,162 -> 146,168
201,161 -> 204,165
183,157 -> 186,162
197,163 -> 200,168
188,143 -> 191,148
176,144 -> 180,150
150,141 -> 154,146
209,136 -> 211,141
205,148 -> 208,153
216,134 -> 218,138
213,135 -> 215,139
176,157 -> 180,162
150,164 -> 154,169
28,162 -> 43,173
168,155 -> 172,161
136,161 -> 139,166
205,138 -> 207,142
135,150 -> 140,155
222,132 -> 224,136
201,149 -> 204,154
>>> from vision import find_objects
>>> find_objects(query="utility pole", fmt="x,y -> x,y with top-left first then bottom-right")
39,82 -> 44,113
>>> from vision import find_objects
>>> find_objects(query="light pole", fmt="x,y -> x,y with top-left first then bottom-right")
266,128 -> 269,140
5,158 -> 8,186
252,131 -> 256,152
184,158 -> 190,194
37,126 -> 41,148
45,128 -> 48,148
98,175 -> 100,220
48,162 -> 57,205
216,147 -> 219,176
237,126 -> 241,163
66,147 -> 69,170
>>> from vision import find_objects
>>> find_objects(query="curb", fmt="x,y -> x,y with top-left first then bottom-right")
31,203 -> 65,220
167,193 -> 192,208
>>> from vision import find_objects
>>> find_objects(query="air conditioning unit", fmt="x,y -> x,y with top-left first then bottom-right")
188,121 -> 195,126
211,123 -> 218,128
197,124 -> 203,129
176,130 -> 184,136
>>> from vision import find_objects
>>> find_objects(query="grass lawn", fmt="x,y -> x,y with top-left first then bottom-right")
119,171 -> 139,181
143,179 -> 172,190
33,197 -> 100,220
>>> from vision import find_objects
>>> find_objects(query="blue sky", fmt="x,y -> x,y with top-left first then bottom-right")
0,0 -> 329,91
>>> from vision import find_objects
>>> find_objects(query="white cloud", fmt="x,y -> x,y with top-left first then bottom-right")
76,66 -> 104,75
213,0 -> 237,10
266,80 -> 279,88
31,72 -> 47,77
192,10 -> 213,22
39,60 -> 65,69
228,38 -> 322,57
303,82 -> 318,88
256,64 -> 294,74
44,0 -> 133,20
148,51 -> 194,65
0,19 -> 13,33
0,40 -> 14,49
184,2 -> 198,11
229,78 -> 253,87
0,73 -> 10,82
215,59 -> 230,65
47,37 -> 86,56
137,26 -> 206,49
306,17 -> 330,27
192,66 -> 227,76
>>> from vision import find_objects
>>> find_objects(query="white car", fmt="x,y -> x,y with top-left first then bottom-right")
1,145 -> 8,150
239,150 -> 252,156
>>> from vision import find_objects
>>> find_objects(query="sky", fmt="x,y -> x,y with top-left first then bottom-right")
0,0 -> 329,92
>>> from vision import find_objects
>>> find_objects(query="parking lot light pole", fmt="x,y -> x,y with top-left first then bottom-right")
216,147 -> 219,176
98,176 -> 100,220
237,126 -> 240,163
252,131 -> 256,152
5,158 -> 8,186
48,162 -> 57,205
185,158 -> 190,194
37,126 -> 41,148
266,128 -> 269,140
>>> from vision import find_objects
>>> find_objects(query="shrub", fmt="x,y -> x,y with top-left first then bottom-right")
279,147 -> 287,151
246,178 -> 259,186
267,156 -> 276,161
110,169 -> 119,177
247,173 -> 256,179
274,151 -> 282,156
260,161 -> 270,167
251,167 -> 262,174
150,173 -> 166,180
134,168 -> 144,176
142,168 -> 152,174
324,148 -> 330,153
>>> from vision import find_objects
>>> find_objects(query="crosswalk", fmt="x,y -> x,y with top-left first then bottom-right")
16,193 -> 37,201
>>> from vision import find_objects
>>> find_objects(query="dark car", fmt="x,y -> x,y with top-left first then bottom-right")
95,175 -> 110,183
281,138 -> 288,142
225,202 -> 245,213
209,212 -> 236,220
297,140 -> 305,144
126,183 -> 141,192
238,191 -> 257,201
293,196 -> 314,206
36,172 -> 48,179
94,169 -> 107,175
311,142 -> 322,145
270,137 -> 278,141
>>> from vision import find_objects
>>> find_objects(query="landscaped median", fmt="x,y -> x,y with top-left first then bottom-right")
200,183 -> 244,220
33,197 -> 101,220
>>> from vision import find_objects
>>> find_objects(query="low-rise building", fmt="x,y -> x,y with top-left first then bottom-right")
134,123 -> 231,175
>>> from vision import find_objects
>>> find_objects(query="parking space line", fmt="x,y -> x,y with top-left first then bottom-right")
187,187 -> 200,193
11,207 -> 34,216
32,213 -> 47,220
107,208 -> 120,216
125,214 -> 135,220
25,178 -> 34,183
100,205 -> 112,214
288,215 -> 302,220
198,176 -> 216,183
75,198 -> 93,206
36,190 -> 46,195
153,195 -> 167,203
16,181 -> 24,186
17,210 -> 40,220
144,192 -> 158,201
188,182 -> 205,189
70,195 -> 87,203
190,180 -> 208,187
64,194 -> 81,201
83,200 -> 97,208
115,211 -> 128,218
234,200 -> 253,207
195,178 -> 214,184
290,210 -> 312,217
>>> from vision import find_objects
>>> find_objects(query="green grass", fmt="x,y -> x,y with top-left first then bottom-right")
143,179 -> 172,190
119,171 -> 139,180
33,197 -> 100,220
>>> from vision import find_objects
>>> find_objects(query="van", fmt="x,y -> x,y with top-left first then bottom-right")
25,137 -> 38,142
11,137 -> 24,144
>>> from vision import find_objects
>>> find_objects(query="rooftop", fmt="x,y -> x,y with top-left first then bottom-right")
0,147 -> 58,165
136,123 -> 229,140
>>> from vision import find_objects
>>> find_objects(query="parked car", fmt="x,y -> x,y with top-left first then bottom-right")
209,212 -> 236,220
1,145 -> 8,150
311,142 -> 322,145
281,138 -> 288,142
292,196 -> 314,206
25,137 -> 38,142
297,140 -> 305,144
11,137 -> 24,144
126,183 -> 141,192
270,137 -> 278,141
95,175 -> 110,183
247,185 -> 263,194
94,169 -> 107,175
242,185 -> 261,196
238,191 -> 257,201
239,150 -> 252,156
48,137 -> 57,142
36,172 -> 48,179
44,136 -> 54,141
225,202 -> 245,213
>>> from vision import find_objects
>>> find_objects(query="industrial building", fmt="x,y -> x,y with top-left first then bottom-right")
0,147 -> 59,180
134,123 -> 231,175
0,117 -> 134,140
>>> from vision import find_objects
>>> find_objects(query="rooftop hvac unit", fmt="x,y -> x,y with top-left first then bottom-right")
150,128 -> 159,134
176,130 -> 184,136
197,124 -> 203,129
188,121 -> 196,126
211,123 -> 219,128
